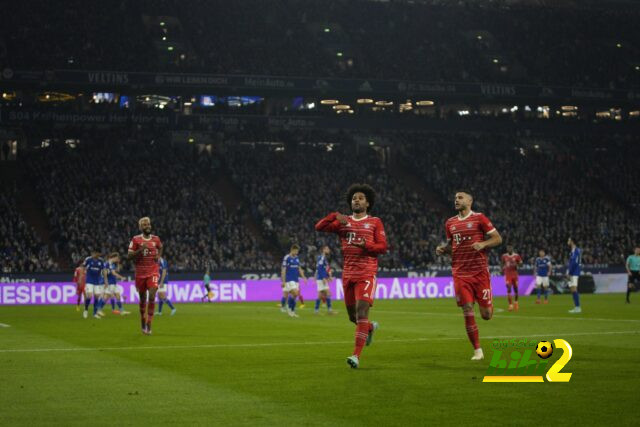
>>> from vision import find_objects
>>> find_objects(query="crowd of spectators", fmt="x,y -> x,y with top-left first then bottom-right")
2,0 -> 639,88
398,133 -> 639,268
23,137 -> 273,272
0,184 -> 58,273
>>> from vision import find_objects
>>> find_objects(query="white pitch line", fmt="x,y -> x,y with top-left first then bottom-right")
0,323 -> 10,328
375,310 -> 640,323
0,330 -> 637,354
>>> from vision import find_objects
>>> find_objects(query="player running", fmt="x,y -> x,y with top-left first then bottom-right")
82,251 -> 109,319
73,260 -> 86,312
567,237 -> 582,313
534,249 -> 552,304
625,246 -> 640,303
105,253 -> 129,315
314,246 -> 335,314
436,190 -> 502,361
280,244 -> 306,317
315,183 -> 387,369
127,217 -> 163,335
501,245 -> 522,311
157,255 -> 176,316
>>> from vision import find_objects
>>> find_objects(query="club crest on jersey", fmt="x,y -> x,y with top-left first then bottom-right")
452,226 -> 457,231
467,223 -> 473,229
364,223 -> 370,229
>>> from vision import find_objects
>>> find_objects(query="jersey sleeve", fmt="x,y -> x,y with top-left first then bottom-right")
315,212 -> 342,233
444,219 -> 452,240
83,257 -> 89,268
516,254 -> 523,263
364,218 -> 388,255
282,255 -> 288,267
479,214 -> 496,234
156,237 -> 163,250
128,238 -> 138,252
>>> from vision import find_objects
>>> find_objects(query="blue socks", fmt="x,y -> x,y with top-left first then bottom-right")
315,299 -> 321,310
572,291 -> 580,307
288,295 -> 296,312
544,289 -> 549,300
165,299 -> 175,309
117,299 -> 123,310
159,299 -> 164,313
536,287 -> 542,299
93,298 -> 101,315
281,297 -> 286,307
110,298 -> 116,310
327,297 -> 332,310
84,297 -> 91,310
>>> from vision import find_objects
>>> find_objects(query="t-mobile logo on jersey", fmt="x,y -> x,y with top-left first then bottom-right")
346,232 -> 363,245
482,339 -> 573,383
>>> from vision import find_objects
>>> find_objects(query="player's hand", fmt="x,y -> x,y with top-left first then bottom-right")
336,213 -> 349,225
281,282 -> 285,289
472,242 -> 485,251
436,245 -> 447,255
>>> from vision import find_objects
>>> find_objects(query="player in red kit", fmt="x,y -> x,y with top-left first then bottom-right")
127,217 -> 163,335
315,184 -> 388,369
436,190 -> 502,361
74,260 -> 86,311
501,245 -> 523,312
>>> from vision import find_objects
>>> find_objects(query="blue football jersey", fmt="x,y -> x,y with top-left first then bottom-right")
316,255 -> 330,280
158,258 -> 169,283
282,254 -> 301,282
569,247 -> 581,276
106,261 -> 118,285
535,256 -> 551,277
84,257 -> 104,285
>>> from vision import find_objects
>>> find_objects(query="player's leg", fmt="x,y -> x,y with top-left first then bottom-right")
76,285 -> 82,310
157,290 -> 166,315
542,278 -> 550,303
93,286 -> 104,317
506,283 -> 513,311
315,288 -> 322,313
146,278 -> 158,331
568,276 -> 581,313
280,289 -> 288,312
343,280 -> 357,324
287,286 -> 299,317
163,289 -> 175,315
513,279 -> 519,311
347,278 -> 377,368
136,277 -> 148,332
535,277 -> 542,303
83,285 -> 94,318
325,287 -> 333,313
298,288 -> 305,308
455,276 -> 483,359
115,288 -> 128,314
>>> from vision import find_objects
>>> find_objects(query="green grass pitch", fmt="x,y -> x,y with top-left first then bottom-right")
1,294 -> 639,426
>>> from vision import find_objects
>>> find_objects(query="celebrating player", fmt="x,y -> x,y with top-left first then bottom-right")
73,260 -> 86,312
501,245 -> 522,311
280,244 -> 306,317
534,249 -> 552,304
315,183 -> 387,369
314,245 -> 335,314
82,250 -> 109,319
625,246 -> 640,303
127,217 -> 162,334
436,190 -> 502,361
157,255 -> 176,316
567,237 -> 582,313
105,253 -> 128,315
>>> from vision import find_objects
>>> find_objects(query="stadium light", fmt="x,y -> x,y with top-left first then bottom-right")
337,52 -> 343,57
616,43 -> 622,48
561,106 -> 578,111
333,104 -> 350,110
320,99 -> 339,105
324,28 -> 330,33
375,101 -> 393,106
416,100 -> 434,106
357,98 -> 374,104
160,21 -> 165,26
167,46 -> 174,51
162,36 -> 167,41
493,58 -> 499,64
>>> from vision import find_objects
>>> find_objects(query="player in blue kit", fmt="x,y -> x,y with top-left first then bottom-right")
104,253 -> 129,315
567,238 -> 582,313
315,246 -> 335,314
534,249 -> 552,304
157,256 -> 176,316
82,251 -> 108,319
280,244 -> 306,317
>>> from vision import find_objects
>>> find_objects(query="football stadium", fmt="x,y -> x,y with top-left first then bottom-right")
1,0 -> 639,425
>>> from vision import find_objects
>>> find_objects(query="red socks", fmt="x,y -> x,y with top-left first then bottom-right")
147,302 -> 155,327
463,311 -> 480,349
507,293 -> 513,304
353,318 -> 370,357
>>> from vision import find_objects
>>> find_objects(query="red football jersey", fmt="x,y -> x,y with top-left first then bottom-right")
445,211 -> 496,277
73,266 -> 85,286
315,212 -> 388,280
502,253 -> 522,276
128,234 -> 162,278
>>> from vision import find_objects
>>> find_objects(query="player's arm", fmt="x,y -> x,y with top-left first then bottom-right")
517,256 -> 523,266
436,220 -> 452,255
127,241 -> 145,260
159,267 -> 167,286
102,268 -> 109,286
281,265 -> 286,288
549,260 -> 553,276
299,267 -> 306,280
626,257 -> 632,276
315,212 -> 346,233
472,215 -> 502,251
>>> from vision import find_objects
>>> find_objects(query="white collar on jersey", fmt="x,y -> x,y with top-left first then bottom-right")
457,210 -> 474,221
140,234 -> 154,241
350,215 -> 369,222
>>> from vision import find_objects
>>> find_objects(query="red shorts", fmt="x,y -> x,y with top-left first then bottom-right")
135,275 -> 159,293
76,284 -> 86,295
343,276 -> 377,306
505,274 -> 519,287
454,270 -> 492,308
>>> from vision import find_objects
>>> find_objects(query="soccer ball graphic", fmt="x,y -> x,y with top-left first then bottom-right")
536,341 -> 553,359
